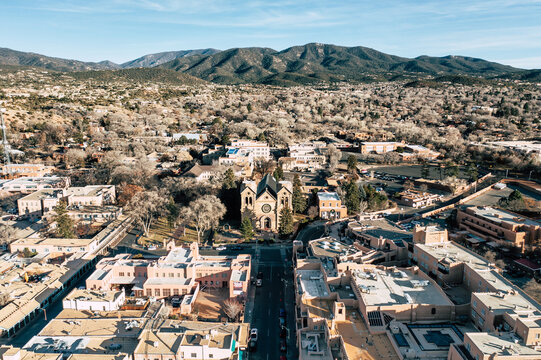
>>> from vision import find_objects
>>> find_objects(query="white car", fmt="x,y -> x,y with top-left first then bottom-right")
250,328 -> 258,342
216,246 -> 227,251
256,279 -> 262,287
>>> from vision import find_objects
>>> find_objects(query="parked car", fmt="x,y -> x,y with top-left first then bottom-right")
280,326 -> 287,338
280,339 -> 287,352
250,328 -> 258,342
256,279 -> 262,287
216,246 -> 226,251
279,308 -> 286,317
279,317 -> 286,326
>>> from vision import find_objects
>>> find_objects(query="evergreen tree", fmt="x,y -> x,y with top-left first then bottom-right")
222,168 -> 236,190
358,183 -> 367,201
278,207 -> 294,238
240,217 -> 254,240
421,162 -> 430,179
445,161 -> 459,178
256,132 -> 266,142
347,155 -> 358,174
344,179 -> 360,213
54,201 -> 74,238
221,134 -> 230,145
166,197 -> 179,229
273,164 -> 284,181
292,174 -> 307,214
466,162 -> 478,182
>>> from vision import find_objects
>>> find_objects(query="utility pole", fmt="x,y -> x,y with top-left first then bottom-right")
0,106 -> 11,178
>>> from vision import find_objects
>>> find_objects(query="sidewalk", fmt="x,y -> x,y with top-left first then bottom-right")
243,245 -> 260,325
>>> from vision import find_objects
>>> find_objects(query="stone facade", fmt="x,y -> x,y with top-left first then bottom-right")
240,174 -> 292,232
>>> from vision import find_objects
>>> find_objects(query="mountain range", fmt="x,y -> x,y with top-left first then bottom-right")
0,44 -> 535,86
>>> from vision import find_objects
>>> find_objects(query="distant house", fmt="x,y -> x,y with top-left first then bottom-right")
184,164 -> 248,181
398,190 -> 440,208
360,142 -> 402,154
317,192 -> 347,220
184,164 -> 224,182
219,140 -> 271,166
0,163 -> 55,179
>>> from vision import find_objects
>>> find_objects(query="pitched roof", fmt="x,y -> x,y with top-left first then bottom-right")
257,174 -> 278,198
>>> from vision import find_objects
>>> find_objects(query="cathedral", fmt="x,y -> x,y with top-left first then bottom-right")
240,174 -> 293,232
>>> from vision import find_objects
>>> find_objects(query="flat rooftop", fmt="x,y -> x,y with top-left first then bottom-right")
474,289 -> 541,316
349,218 -> 412,241
415,241 -> 491,271
317,192 -> 340,201
39,318 -> 145,337
299,331 -> 333,360
353,267 -> 453,307
64,289 -> 122,303
309,237 -> 353,258
467,332 -> 541,356
297,270 -> 329,298
466,206 -> 541,227
333,308 -> 400,360
19,189 -> 63,201
11,236 -> 96,248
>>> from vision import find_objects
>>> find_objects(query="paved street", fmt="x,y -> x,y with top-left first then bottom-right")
248,246 -> 296,360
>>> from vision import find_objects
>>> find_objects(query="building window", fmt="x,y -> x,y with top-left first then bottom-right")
431,308 -> 436,315
191,354 -> 197,358
155,289 -> 160,296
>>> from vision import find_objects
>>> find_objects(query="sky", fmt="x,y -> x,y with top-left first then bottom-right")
1,0 -> 541,68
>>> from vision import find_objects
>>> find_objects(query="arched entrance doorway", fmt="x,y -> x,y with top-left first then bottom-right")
263,217 -> 271,230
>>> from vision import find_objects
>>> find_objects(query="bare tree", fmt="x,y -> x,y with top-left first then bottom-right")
180,195 -> 226,244
222,299 -> 243,321
0,292 -> 10,306
253,158 -> 275,178
64,149 -> 86,168
125,190 -> 167,236
523,278 -> 541,303
0,225 -> 16,245
326,144 -> 340,172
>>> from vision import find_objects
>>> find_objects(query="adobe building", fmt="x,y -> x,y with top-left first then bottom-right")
457,206 -> 541,250
86,242 -> 251,314
317,191 -> 347,220
240,174 -> 292,232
